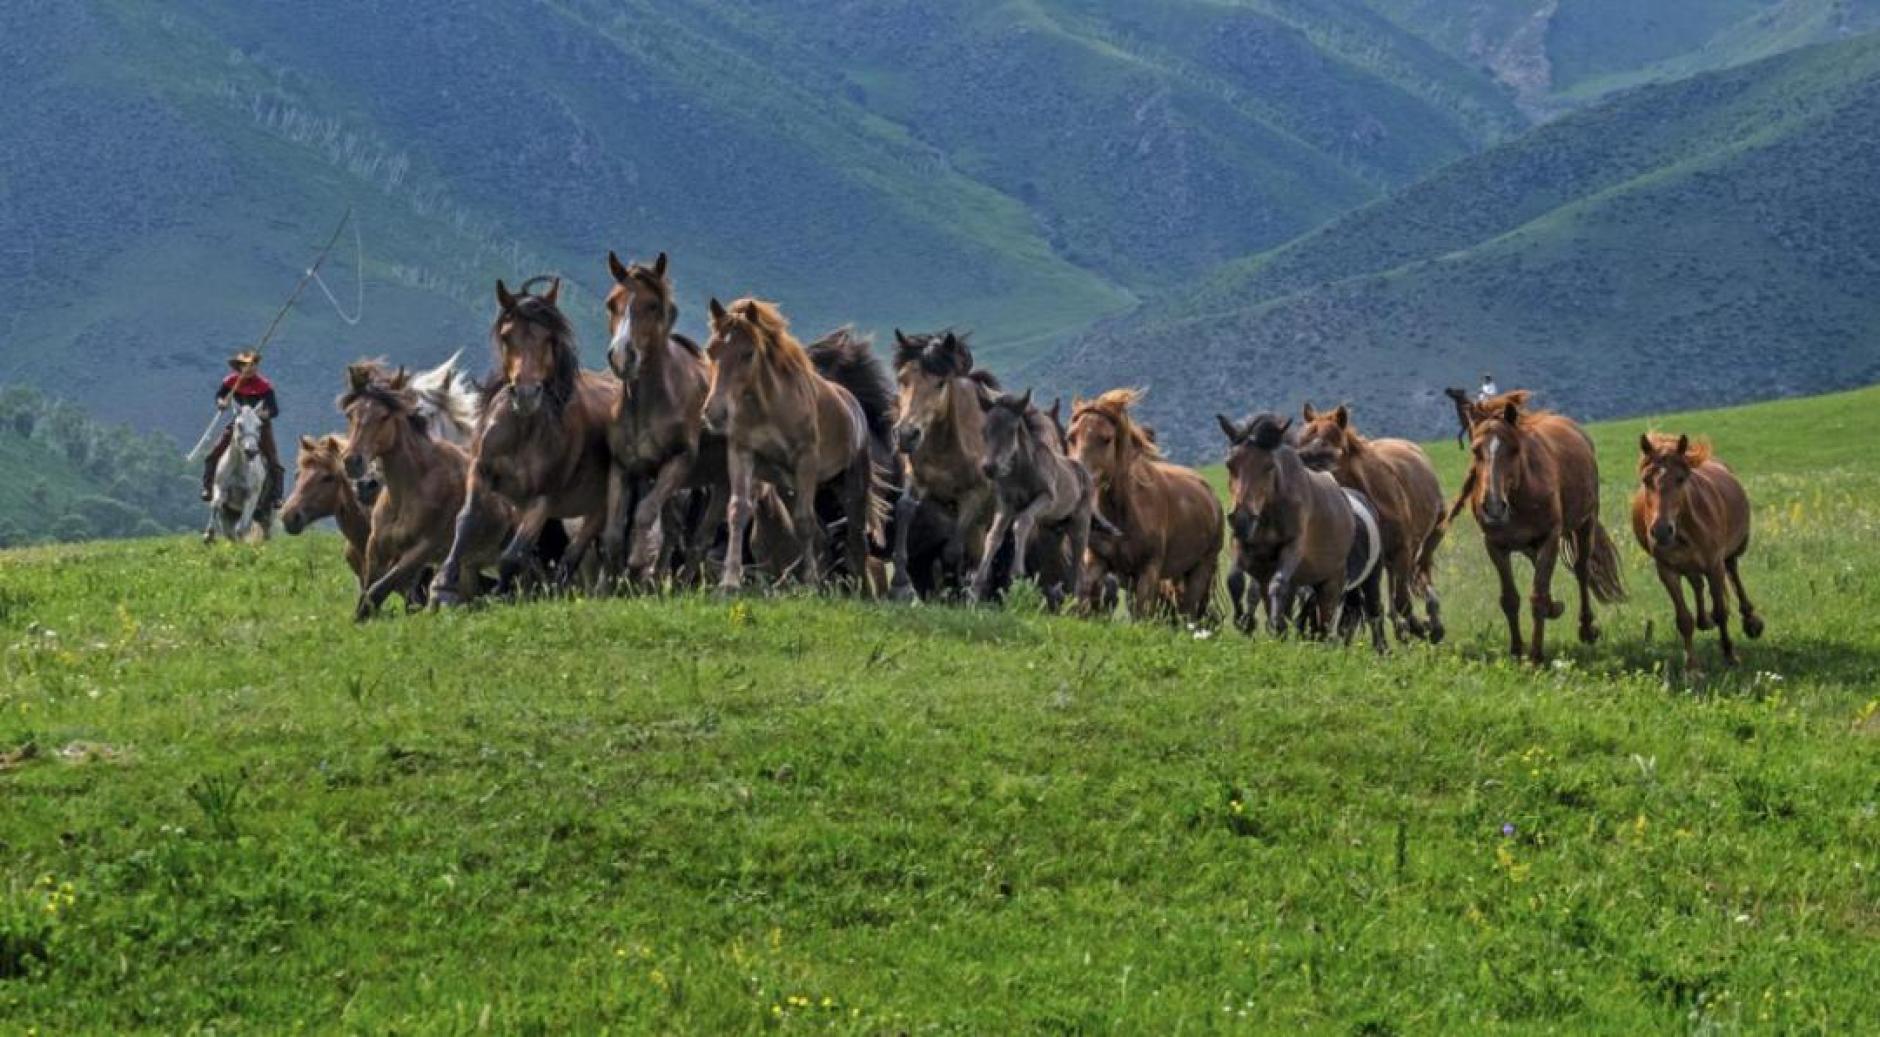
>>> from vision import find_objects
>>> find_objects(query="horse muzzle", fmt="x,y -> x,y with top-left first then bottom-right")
511,384 -> 544,416
1651,521 -> 1676,547
894,423 -> 923,454
280,509 -> 305,535
343,453 -> 368,480
1229,508 -> 1259,543
354,476 -> 383,507
1479,498 -> 1512,527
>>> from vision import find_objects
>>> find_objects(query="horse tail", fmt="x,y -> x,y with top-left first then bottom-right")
1410,515 -> 1446,598
1569,520 -> 1628,605
808,328 -> 897,447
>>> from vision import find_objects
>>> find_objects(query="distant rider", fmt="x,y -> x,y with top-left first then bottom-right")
200,349 -> 285,508
1476,372 -> 1499,402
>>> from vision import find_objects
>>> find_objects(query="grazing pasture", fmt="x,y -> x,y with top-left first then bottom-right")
1,386 -> 1876,1032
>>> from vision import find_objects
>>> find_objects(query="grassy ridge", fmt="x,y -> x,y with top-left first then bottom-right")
1,387 -> 1876,1030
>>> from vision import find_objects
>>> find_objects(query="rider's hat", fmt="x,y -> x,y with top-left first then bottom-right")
228,350 -> 263,372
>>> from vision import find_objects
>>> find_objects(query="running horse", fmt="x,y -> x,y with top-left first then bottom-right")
431,279 -> 618,603
972,389 -> 1100,610
1298,403 -> 1447,642
889,330 -> 998,601
601,250 -> 714,583
202,403 -> 273,543
1632,433 -> 1764,669
1068,389 -> 1221,620
1464,398 -> 1626,662
280,434 -> 373,582
702,298 -> 890,593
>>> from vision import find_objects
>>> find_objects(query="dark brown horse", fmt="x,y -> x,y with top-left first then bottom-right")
602,250 -> 715,582
280,434 -> 372,583
1068,389 -> 1221,620
1220,413 -> 1383,649
1299,403 -> 1447,642
702,298 -> 887,593
432,279 -> 619,604
1632,433 -> 1763,669
1464,399 -> 1626,662
340,366 -> 513,620
972,389 -> 1098,609
889,330 -> 998,600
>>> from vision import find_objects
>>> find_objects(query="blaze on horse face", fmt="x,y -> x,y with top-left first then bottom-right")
979,389 -> 1035,481
1219,414 -> 1290,543
1469,403 -> 1524,527
892,330 -> 969,454
604,250 -> 671,382
1638,433 -> 1700,547
495,278 -> 561,417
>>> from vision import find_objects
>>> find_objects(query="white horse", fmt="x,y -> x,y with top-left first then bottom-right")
204,404 -> 273,543
409,349 -> 480,447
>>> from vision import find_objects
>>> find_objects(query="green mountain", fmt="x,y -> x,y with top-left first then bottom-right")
1047,31 -> 1880,459
0,386 -> 198,546
0,0 -> 1533,451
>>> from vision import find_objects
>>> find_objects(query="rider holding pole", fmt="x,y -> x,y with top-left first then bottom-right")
200,350 -> 285,507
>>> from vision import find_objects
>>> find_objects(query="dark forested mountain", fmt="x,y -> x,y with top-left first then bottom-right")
1042,30 -> 1880,458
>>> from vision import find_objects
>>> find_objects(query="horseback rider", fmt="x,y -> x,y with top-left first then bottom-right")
1476,372 -> 1499,402
200,350 -> 285,507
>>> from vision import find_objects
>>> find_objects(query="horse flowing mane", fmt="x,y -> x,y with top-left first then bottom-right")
1074,388 -> 1163,460
338,369 -> 430,437
718,298 -> 815,379
808,326 -> 897,442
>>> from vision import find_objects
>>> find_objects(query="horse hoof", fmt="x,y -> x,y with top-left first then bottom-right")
1426,621 -> 1446,645
1695,613 -> 1713,631
1743,614 -> 1765,639
1546,601 -> 1566,621
889,582 -> 917,604
1580,623 -> 1601,645
429,589 -> 463,610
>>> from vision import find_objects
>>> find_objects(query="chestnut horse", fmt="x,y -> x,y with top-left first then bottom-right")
1465,399 -> 1626,662
972,389 -> 1099,609
280,434 -> 373,582
432,279 -> 619,603
702,298 -> 887,593
602,250 -> 715,582
340,366 -> 513,620
1632,433 -> 1763,669
889,330 -> 998,600
1069,389 -> 1221,620
1299,403 -> 1446,642
1219,413 -> 1380,648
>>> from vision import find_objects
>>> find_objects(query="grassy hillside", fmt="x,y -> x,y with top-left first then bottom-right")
2,387 -> 1876,1031
0,0 -> 1534,450
0,386 -> 197,547
1046,31 -> 1880,459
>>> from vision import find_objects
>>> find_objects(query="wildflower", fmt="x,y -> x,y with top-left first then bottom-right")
650,968 -> 668,990
1500,822 -> 1516,838
1230,799 -> 1244,815
1633,814 -> 1648,838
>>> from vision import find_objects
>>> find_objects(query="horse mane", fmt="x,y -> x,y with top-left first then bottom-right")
298,434 -> 347,467
720,297 -> 815,380
1243,412 -> 1295,451
625,261 -> 680,329
337,376 -> 430,437
893,329 -> 994,388
1074,388 -> 1163,459
808,326 -> 897,442
1640,431 -> 1714,470
672,332 -> 703,357
488,283 -> 581,410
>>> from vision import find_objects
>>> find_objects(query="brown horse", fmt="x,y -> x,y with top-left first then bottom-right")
972,388 -> 1099,609
1220,413 -> 1383,649
889,330 -> 998,600
1632,433 -> 1763,669
1068,389 -> 1221,620
432,279 -> 619,603
280,434 -> 373,583
602,250 -> 715,582
702,298 -> 886,593
340,366 -> 513,620
1299,403 -> 1447,642
1465,399 -> 1626,662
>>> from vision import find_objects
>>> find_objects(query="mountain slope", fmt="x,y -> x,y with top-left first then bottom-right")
0,0 -> 1527,450
1045,32 -> 1880,459
0,386 -> 198,546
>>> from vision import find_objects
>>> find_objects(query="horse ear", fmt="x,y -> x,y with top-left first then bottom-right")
895,328 -> 910,347
1676,434 -> 1690,456
542,277 -> 561,305
1639,433 -> 1655,458
653,252 -> 668,278
1302,402 -> 1316,421
391,366 -> 410,390
1017,388 -> 1032,410
346,363 -> 370,392
942,332 -> 961,352
299,434 -> 318,451
495,280 -> 518,312
709,297 -> 728,323
1334,405 -> 1350,429
1217,414 -> 1242,443
1048,397 -> 1061,420
1501,402 -> 1520,426
1280,417 -> 1293,434
607,250 -> 630,283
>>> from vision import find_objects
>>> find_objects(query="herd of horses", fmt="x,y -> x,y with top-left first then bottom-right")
269,253 -> 1765,669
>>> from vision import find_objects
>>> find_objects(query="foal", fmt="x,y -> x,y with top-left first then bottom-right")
972,389 -> 1098,609
280,434 -> 372,583
1632,433 -> 1763,669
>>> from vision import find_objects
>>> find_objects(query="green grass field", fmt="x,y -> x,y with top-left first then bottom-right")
2,387 -> 1877,1032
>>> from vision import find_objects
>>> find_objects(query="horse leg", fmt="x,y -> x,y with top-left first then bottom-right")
949,487 -> 992,588
1685,573 -> 1712,630
500,499 -> 552,592
1080,554 -> 1112,617
601,464 -> 633,582
718,451 -> 756,594
1706,560 -> 1737,666
1572,524 -> 1602,645
1726,554 -> 1764,638
1655,561 -> 1698,672
841,455 -> 871,596
1179,553 -> 1216,624
1265,549 -> 1304,637
1312,578 -> 1342,643
1363,570 -> 1388,654
1066,509 -> 1092,610
1226,565 -> 1251,633
1417,521 -> 1447,643
1528,537 -> 1563,664
1487,544 -> 1523,659
889,485 -> 923,602
432,476 -> 495,607
970,506 -> 1016,603
357,541 -> 438,622
630,454 -> 694,585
